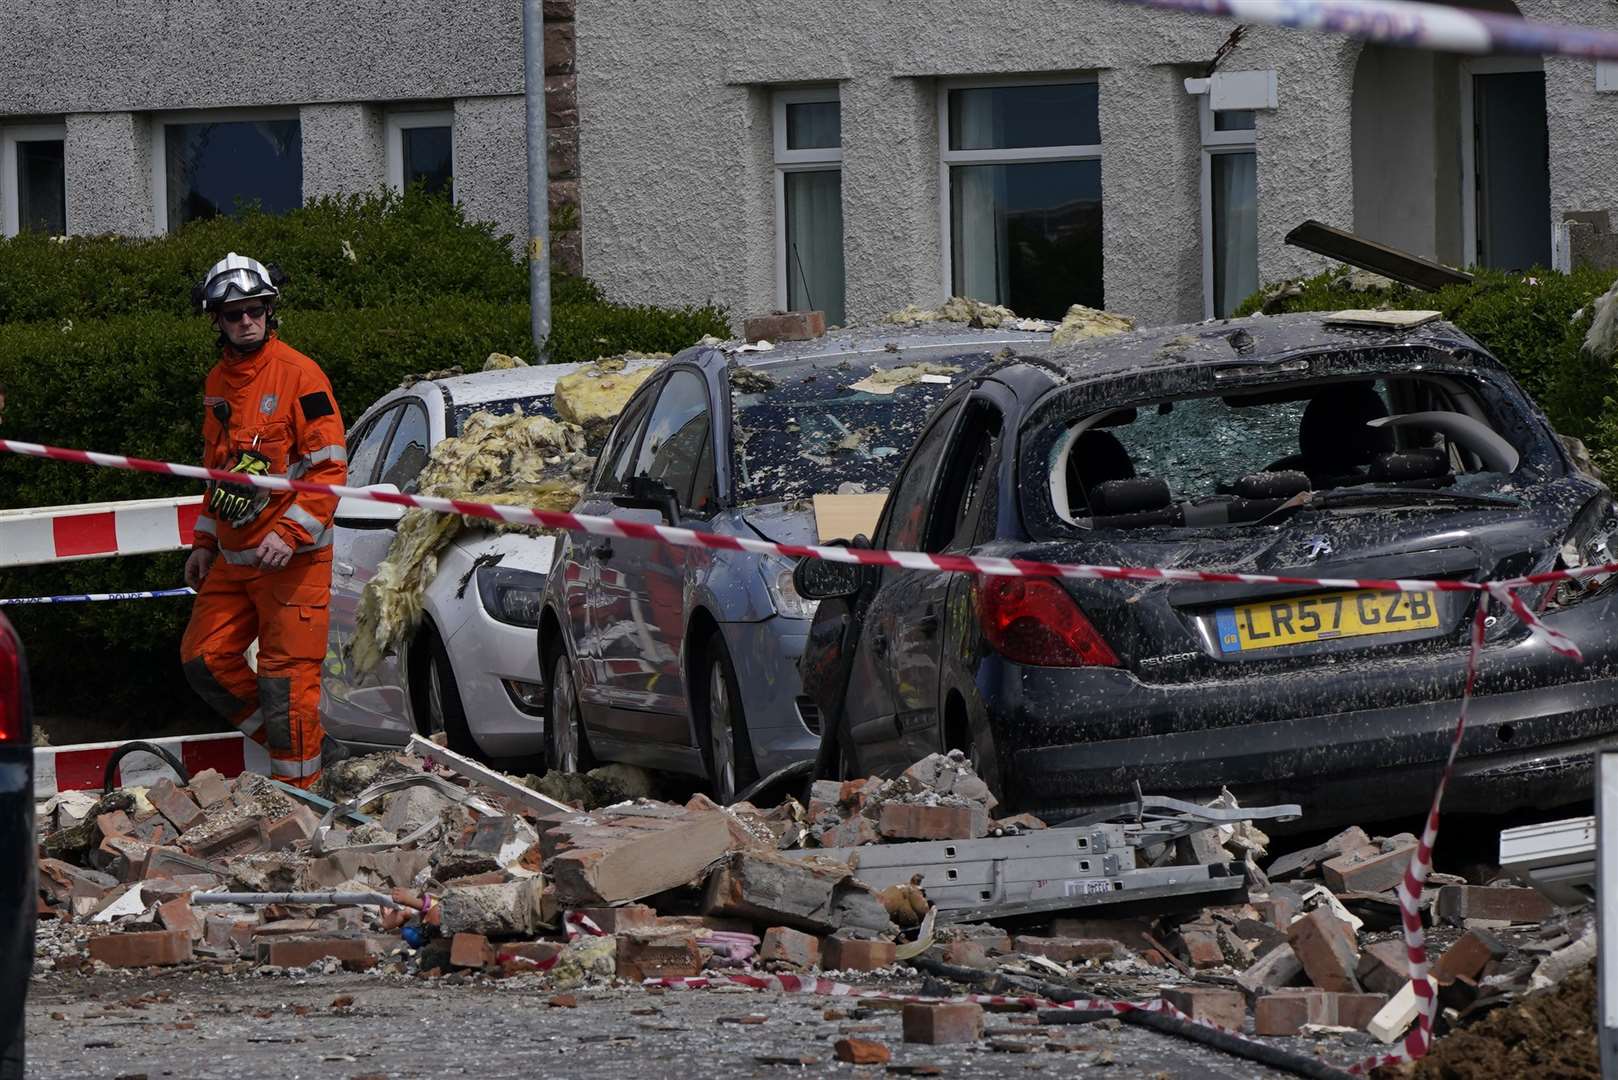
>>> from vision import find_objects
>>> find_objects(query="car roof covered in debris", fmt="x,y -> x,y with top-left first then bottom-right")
1024,311 -> 1487,383
701,321 -> 1056,369
426,357 -> 668,408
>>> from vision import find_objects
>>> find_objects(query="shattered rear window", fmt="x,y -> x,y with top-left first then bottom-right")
730,353 -> 990,505
451,393 -> 559,434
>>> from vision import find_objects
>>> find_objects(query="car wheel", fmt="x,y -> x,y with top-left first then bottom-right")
699,632 -> 758,804
546,648 -> 594,774
421,635 -> 475,756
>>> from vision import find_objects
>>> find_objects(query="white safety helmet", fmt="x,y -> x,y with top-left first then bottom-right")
195,252 -> 283,312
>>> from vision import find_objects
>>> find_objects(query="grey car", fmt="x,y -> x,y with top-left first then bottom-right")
538,324 -> 1051,802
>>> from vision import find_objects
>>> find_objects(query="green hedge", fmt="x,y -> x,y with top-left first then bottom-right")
0,190 -> 727,731
1237,264 -> 1618,474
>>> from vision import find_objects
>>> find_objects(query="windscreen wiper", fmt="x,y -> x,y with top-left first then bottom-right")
1305,485 -> 1524,510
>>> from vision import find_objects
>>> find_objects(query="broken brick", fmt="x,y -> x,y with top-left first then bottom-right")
1434,885 -> 1554,926
90,835 -> 153,881
449,932 -> 494,970
901,1002 -> 984,1044
88,929 -> 193,968
265,806 -> 320,851
1012,936 -> 1124,964
1322,841 -> 1416,896
148,779 -> 205,832
760,926 -> 820,969
1254,989 -> 1331,1035
1433,929 -> 1507,983
616,931 -> 703,981
1178,924 -> 1224,969
1288,909 -> 1361,993
260,937 -> 371,968
573,904 -> 657,935
826,815 -> 882,848
704,850 -> 892,934
185,818 -> 269,861
1332,992 -> 1390,1031
876,802 -> 984,841
822,936 -> 896,972
833,1038 -> 891,1065
185,768 -> 233,808
744,310 -> 826,344
156,897 -> 203,942
95,810 -> 134,840
1356,940 -> 1413,997
1266,827 -> 1374,880
498,941 -> 565,970
1160,986 -> 1246,1030
939,941 -> 991,969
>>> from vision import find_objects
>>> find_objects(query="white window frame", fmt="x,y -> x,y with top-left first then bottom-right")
385,108 -> 455,194
1,122 -> 67,237
936,75 -> 1103,303
1199,97 -> 1258,319
149,107 -> 302,234
1459,55 -> 1546,270
772,87 -> 842,315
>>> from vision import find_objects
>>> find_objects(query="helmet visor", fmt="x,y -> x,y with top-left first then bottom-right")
204,268 -> 276,308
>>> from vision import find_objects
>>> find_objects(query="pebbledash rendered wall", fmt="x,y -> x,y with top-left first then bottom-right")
0,0 -> 584,272
576,0 -> 1618,329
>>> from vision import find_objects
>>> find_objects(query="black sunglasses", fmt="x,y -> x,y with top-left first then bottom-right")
220,305 -> 269,324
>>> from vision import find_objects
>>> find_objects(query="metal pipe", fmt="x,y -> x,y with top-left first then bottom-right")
191,891 -> 394,907
522,0 -> 551,357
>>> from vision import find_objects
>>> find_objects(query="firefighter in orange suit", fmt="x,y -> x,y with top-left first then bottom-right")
180,253 -> 346,789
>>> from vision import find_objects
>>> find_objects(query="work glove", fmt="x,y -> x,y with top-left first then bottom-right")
208,449 -> 272,527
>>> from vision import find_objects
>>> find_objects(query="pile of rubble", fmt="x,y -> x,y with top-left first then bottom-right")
31,746 -> 1589,1066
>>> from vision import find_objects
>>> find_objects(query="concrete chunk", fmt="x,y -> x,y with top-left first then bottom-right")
545,804 -> 737,905
439,879 -> 554,938
1266,827 -> 1373,880
1238,944 -> 1304,997
1322,840 -> 1416,896
702,850 -> 893,934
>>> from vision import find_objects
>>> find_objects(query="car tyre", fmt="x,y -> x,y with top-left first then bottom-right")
420,634 -> 476,756
699,632 -> 758,804
547,648 -> 594,774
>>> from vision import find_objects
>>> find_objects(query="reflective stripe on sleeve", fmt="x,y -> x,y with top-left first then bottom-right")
270,752 -> 322,779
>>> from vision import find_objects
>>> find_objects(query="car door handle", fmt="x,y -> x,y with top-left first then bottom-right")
334,561 -> 356,577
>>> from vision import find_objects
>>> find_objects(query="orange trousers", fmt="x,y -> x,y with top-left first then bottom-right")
181,551 -> 331,789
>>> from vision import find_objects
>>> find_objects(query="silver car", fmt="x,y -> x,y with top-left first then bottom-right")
321,362 -> 653,760
539,324 -> 1052,801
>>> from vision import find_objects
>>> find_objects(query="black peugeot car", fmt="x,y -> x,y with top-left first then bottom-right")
0,611 -> 32,1079
796,312 -> 1618,827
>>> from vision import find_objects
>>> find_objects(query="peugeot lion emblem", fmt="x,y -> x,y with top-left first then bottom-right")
1305,536 -> 1333,561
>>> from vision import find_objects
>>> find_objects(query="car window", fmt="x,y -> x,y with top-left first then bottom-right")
881,399 -> 964,551
633,369 -> 712,511
927,400 -> 1003,553
377,402 -> 431,493
595,391 -> 653,496
346,405 -> 399,488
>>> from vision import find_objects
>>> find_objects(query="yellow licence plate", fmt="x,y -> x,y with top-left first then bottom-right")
1215,589 -> 1440,653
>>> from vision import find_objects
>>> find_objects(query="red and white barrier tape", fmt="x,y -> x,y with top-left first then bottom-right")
0,437 -> 1602,1068
0,494 -> 202,569
33,731 -> 268,799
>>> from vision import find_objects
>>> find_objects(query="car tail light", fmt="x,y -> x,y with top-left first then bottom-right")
0,622 -> 21,745
975,577 -> 1120,668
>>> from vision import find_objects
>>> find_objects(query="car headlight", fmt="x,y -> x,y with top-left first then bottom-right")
476,566 -> 547,628
1546,496 -> 1618,611
761,555 -> 820,620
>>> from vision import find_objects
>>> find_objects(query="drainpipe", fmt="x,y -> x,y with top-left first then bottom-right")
523,0 -> 551,358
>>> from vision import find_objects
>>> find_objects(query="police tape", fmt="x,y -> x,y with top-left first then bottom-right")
0,586 -> 195,606
0,435 -> 1606,1068
1112,0 -> 1618,60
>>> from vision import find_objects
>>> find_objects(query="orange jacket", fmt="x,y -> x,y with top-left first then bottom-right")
192,334 -> 347,564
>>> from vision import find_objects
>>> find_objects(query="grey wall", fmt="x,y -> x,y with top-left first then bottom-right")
577,0 -> 1618,331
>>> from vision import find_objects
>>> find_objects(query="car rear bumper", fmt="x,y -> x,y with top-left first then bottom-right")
996,599 -> 1618,826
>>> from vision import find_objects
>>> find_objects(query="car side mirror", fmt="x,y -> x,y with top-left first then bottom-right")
793,544 -> 869,600
612,475 -> 680,523
334,483 -> 406,528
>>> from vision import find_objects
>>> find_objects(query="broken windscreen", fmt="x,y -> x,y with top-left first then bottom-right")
451,393 -> 560,434
730,353 -> 992,505
1032,371 -> 1536,532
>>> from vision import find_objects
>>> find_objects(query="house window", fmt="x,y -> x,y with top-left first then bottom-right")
941,79 -> 1103,319
385,110 -> 454,199
154,111 -> 302,232
1,124 -> 67,236
1200,100 -> 1258,318
773,88 -> 845,328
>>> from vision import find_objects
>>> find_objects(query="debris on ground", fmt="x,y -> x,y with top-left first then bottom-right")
32,747 -> 1591,1074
